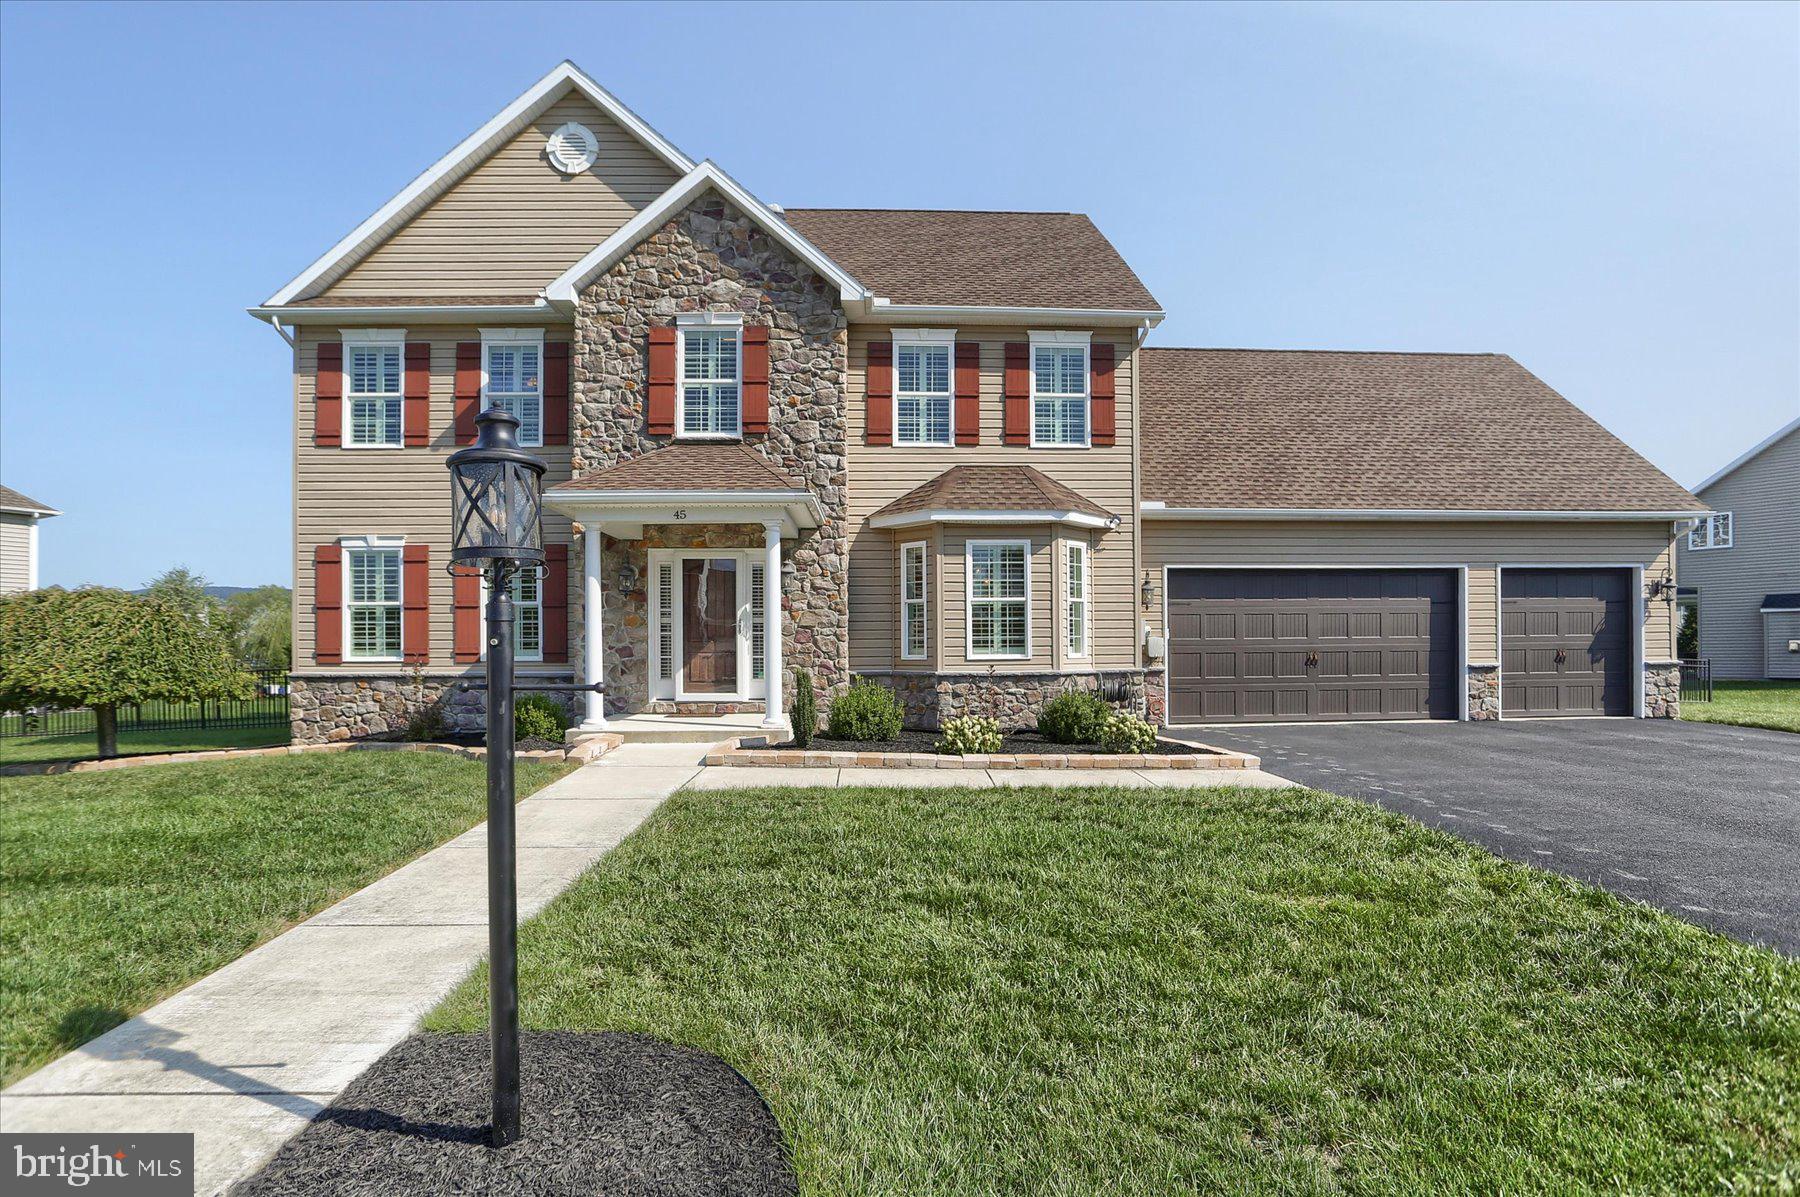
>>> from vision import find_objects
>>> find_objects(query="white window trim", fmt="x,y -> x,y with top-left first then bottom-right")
900,540 -> 929,660
1687,512 -> 1734,550
675,313 -> 744,440
339,535 -> 405,663
340,329 -> 407,449
892,328 -> 956,448
479,567 -> 546,663
480,327 -> 546,449
1064,540 -> 1090,660
965,538 -> 1031,660
1028,330 -> 1091,449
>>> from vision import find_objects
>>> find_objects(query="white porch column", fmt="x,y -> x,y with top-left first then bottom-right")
579,525 -> 607,731
762,519 -> 784,728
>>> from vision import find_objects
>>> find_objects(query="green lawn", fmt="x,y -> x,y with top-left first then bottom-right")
1,753 -> 572,1083
0,724 -> 290,765
1683,679 -> 1800,735
429,785 -> 1799,1195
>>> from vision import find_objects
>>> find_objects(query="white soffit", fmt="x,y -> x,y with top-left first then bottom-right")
262,61 -> 695,307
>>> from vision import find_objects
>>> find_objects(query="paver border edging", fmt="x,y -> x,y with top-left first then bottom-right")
705,741 -> 1260,770
0,733 -> 622,778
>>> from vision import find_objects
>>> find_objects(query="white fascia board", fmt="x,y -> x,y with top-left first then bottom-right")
249,302 -> 556,325
543,487 -> 823,526
1139,503 -> 1708,522
867,298 -> 1165,328
1691,415 -> 1800,494
260,60 -> 695,309
870,508 -> 1117,530
1761,606 -> 1800,613
0,505 -> 59,518
545,161 -> 870,306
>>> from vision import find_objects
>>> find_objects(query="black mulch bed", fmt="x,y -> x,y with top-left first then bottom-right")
438,733 -> 569,754
775,728 -> 1211,756
236,1032 -> 796,1197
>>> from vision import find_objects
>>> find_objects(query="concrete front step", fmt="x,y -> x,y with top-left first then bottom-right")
592,712 -> 787,745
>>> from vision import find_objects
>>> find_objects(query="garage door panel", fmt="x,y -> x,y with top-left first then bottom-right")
1501,568 -> 1631,717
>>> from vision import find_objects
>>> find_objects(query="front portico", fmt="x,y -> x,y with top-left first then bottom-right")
546,443 -> 823,732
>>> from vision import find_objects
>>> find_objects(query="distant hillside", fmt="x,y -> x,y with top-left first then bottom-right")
130,585 -> 277,600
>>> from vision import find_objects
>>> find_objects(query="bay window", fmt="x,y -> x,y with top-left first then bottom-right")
1065,541 -> 1089,658
968,540 -> 1029,659
901,541 -> 928,659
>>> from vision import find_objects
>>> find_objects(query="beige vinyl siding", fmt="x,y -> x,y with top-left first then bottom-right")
0,513 -> 34,594
319,94 -> 680,298
1142,519 -> 1681,664
845,326 -> 1140,673
292,325 -> 576,671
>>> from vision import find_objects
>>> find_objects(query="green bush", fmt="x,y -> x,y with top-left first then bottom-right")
1038,691 -> 1109,744
826,676 -> 904,742
1098,710 -> 1158,754
404,704 -> 445,742
791,669 -> 817,748
937,715 -> 1001,755
515,695 -> 568,743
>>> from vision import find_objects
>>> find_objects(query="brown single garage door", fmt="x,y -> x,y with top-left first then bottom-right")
1167,569 -> 1459,724
1501,568 -> 1632,717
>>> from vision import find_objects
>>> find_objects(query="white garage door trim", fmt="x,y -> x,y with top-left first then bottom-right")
1494,563 -> 1644,719
1160,563 -> 1470,725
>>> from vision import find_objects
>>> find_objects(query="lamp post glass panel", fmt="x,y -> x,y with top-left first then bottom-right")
447,409 -> 545,1147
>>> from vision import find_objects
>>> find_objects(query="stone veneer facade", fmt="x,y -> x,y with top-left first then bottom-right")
860,669 -> 1151,732
571,191 -> 849,717
1643,662 -> 1681,719
289,674 -> 576,744
1467,664 -> 1501,720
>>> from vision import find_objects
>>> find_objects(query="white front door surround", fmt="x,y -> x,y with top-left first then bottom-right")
647,547 -> 770,704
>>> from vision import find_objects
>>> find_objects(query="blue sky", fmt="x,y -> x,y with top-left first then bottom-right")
2,0 -> 1795,589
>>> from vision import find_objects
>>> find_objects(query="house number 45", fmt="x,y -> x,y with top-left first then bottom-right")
671,509 -> 688,520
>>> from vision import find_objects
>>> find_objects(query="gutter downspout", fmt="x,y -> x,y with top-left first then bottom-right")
265,313 -> 296,348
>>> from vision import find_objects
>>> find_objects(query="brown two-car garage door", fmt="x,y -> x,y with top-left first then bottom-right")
1167,569 -> 1459,724
1500,568 -> 1632,717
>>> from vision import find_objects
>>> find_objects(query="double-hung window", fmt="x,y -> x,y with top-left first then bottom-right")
1687,512 -> 1733,550
1030,332 -> 1089,447
678,316 -> 741,437
482,330 -> 543,447
345,543 -> 402,660
901,541 -> 928,659
894,330 -> 954,446
344,331 -> 404,448
1064,541 -> 1089,658
968,540 -> 1029,659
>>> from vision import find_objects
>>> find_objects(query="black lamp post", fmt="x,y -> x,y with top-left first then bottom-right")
447,408 -> 545,1147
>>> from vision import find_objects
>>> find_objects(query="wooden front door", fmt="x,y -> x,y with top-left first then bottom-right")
682,557 -> 739,694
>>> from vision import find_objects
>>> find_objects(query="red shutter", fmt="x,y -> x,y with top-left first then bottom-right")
402,545 -> 430,664
543,342 -> 570,445
1003,343 -> 1030,445
404,343 -> 431,447
454,342 -> 481,445
1090,342 -> 1116,448
865,341 -> 893,445
742,326 -> 770,433
647,327 -> 676,435
453,568 -> 482,663
954,342 -> 981,445
543,544 -> 570,663
314,342 -> 342,448
313,544 -> 342,664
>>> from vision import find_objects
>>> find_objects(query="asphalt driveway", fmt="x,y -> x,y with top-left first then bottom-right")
1183,719 -> 1800,954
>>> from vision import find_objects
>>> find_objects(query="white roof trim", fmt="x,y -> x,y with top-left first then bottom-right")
0,503 -> 59,518
1139,503 -> 1705,522
543,486 -> 823,531
260,61 -> 695,308
867,298 -> 1165,327
1761,606 -> 1800,613
248,301 -> 555,324
1691,415 -> 1800,494
871,507 -> 1117,530
544,161 -> 870,305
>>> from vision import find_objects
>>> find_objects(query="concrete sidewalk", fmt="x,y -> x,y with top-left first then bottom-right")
0,743 -> 700,1196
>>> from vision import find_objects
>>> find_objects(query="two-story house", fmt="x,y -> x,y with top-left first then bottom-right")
1676,417 -> 1800,680
254,62 -> 1705,744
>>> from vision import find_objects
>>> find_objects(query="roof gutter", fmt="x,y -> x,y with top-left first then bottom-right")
1139,503 -> 1710,522
865,298 -> 1165,328
870,508 -> 1119,530
249,301 -> 557,325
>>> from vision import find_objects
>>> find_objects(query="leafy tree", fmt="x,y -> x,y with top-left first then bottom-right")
1678,602 -> 1699,661
0,588 -> 253,758
143,566 -> 221,625
224,585 -> 292,668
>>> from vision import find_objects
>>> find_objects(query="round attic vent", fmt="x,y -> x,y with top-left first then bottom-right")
546,121 -> 598,175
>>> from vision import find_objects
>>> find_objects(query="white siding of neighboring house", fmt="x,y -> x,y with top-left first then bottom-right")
0,512 -> 39,594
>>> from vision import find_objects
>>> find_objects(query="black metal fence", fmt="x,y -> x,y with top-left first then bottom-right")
1679,658 -> 1713,703
0,668 -> 290,741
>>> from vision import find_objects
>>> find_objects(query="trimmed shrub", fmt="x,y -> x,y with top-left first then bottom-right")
1098,710 -> 1158,754
790,669 -> 817,748
515,694 -> 568,743
1038,691 -> 1109,744
937,715 -> 1001,755
403,704 -> 445,742
826,676 -> 904,742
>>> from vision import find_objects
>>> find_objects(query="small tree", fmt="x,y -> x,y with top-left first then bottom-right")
225,585 -> 292,668
143,566 -> 221,624
0,588 -> 253,759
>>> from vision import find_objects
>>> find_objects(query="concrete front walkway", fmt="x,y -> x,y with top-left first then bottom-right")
0,743 -> 701,1196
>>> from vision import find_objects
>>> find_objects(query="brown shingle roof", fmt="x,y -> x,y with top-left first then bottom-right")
556,443 -> 802,492
281,294 -> 543,308
0,485 -> 57,515
1140,349 -> 1705,514
781,209 -> 1160,312
871,465 -> 1115,523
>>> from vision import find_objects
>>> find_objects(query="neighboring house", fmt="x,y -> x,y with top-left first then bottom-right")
1675,416 -> 1800,679
0,485 -> 59,595
253,61 -> 1705,743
